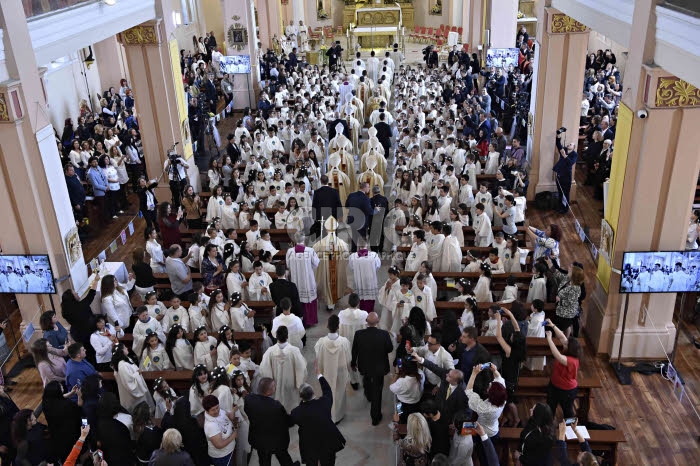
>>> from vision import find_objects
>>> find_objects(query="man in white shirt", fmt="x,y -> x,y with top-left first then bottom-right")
414,333 -> 456,391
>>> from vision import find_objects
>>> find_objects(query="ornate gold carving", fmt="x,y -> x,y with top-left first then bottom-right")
655,77 -> 700,108
121,25 -> 158,45
0,93 -> 8,122
550,13 -> 587,34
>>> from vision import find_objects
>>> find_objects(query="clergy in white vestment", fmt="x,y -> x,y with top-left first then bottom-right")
357,158 -> 384,197
338,293 -> 368,388
361,147 -> 387,181
347,240 -> 381,313
327,154 -> 352,203
337,77 -> 354,113
285,21 -> 298,44
286,235 -> 321,326
259,325 -> 308,413
427,221 -> 445,272
366,51 -> 380,83
389,45 -> 404,72
271,297 -> 306,349
360,127 -> 386,158
313,217 -> 350,311
314,314 -> 352,423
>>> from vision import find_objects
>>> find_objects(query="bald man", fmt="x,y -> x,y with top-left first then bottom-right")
351,312 -> 393,425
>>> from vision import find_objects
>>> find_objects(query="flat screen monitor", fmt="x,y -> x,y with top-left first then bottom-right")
620,250 -> 700,293
220,55 -> 251,75
0,255 -> 56,294
485,48 -> 519,69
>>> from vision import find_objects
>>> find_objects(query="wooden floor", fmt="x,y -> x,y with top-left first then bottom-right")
6,128 -> 700,465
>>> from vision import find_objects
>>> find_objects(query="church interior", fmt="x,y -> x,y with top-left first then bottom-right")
0,0 -> 700,465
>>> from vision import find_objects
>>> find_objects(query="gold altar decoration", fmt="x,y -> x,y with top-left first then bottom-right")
549,13 -> 587,34
655,77 -> 700,108
120,25 -> 159,45
344,3 -> 414,32
0,93 -> 8,122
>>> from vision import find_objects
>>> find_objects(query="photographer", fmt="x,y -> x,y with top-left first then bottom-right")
164,152 -> 189,208
553,128 -> 578,214
544,318 -> 581,419
423,45 -> 438,69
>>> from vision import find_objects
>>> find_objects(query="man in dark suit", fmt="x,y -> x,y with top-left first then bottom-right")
287,47 -> 299,72
225,133 -> 240,165
290,367 -> 346,465
411,350 -> 470,423
312,175 -> 343,223
204,73 -> 218,113
351,312 -> 393,425
270,264 -> 303,318
244,377 -> 300,466
448,326 -> 492,377
553,128 -> 578,214
369,185 -> 389,252
326,42 -> 341,71
345,182 -> 377,251
373,112 -> 392,157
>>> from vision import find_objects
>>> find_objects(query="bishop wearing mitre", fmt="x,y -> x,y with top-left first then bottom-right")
329,122 -> 353,154
327,152 -> 351,204
313,216 -> 350,311
357,157 -> 384,198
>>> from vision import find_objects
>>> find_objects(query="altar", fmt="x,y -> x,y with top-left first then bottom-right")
344,1 -> 414,49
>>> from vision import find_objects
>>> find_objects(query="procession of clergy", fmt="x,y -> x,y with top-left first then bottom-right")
244,38 -> 531,426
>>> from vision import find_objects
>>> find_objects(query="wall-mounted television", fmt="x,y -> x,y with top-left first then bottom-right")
620,251 -> 700,293
485,48 -> 520,69
0,255 -> 56,294
220,55 -> 251,75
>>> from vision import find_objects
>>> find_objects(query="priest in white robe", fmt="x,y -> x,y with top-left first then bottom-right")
357,158 -> 383,197
327,153 -> 352,204
314,314 -> 352,423
259,325 -> 308,413
337,77 -> 354,113
347,240 -> 381,313
313,217 -> 350,311
271,298 -> 306,349
286,234 -> 321,326
366,51 -> 380,84
285,21 -> 298,44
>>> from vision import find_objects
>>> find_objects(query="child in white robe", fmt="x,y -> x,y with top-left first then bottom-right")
526,262 -> 548,303
473,203 -> 494,247
526,300 -> 547,371
411,274 -> 437,322
473,263 -> 493,302
441,223 -> 463,273
164,325 -> 194,370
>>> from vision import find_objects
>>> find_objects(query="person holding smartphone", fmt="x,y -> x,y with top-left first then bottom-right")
465,363 -> 507,465
544,319 -> 582,419
390,356 -> 423,424
555,419 -> 596,466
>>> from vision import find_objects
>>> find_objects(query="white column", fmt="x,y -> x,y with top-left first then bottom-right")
489,0 -> 518,48
292,0 -> 305,27
451,0 -> 464,29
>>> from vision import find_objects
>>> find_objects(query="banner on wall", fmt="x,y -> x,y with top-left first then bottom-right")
168,39 -> 193,160
596,103 -> 633,292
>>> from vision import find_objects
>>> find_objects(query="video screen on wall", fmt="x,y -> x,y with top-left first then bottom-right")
0,255 -> 56,294
620,251 -> 700,293
220,55 -> 251,75
485,48 -> 520,69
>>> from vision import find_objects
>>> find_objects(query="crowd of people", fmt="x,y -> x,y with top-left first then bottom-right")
580,49 -> 620,202
1,21 -> 613,466
59,79 -> 144,242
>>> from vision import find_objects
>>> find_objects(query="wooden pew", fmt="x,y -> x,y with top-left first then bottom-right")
100,369 -> 257,393
395,425 -> 625,465
499,427 -> 626,466
476,336 -> 579,357
118,331 -> 265,363
433,301 -> 556,329
399,271 -> 533,292
516,376 -> 602,422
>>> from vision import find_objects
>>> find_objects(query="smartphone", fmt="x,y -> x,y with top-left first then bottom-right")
76,379 -> 82,388
542,321 -> 548,326
114,320 -> 120,328
565,417 -> 577,426
397,358 -> 403,369
96,450 -> 104,461
481,362 -> 491,370
461,421 -> 477,436
396,402 -> 404,415
82,418 -> 88,427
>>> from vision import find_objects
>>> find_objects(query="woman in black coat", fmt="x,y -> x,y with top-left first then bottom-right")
137,177 -> 159,232
42,381 -> 83,461
61,273 -> 100,363
96,392 -> 135,466
161,397 -> 209,466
